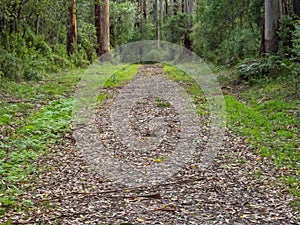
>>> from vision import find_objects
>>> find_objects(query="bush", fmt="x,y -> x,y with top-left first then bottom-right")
217,27 -> 260,65
292,22 -> 300,60
23,68 -> 43,81
278,15 -> 294,57
163,13 -> 188,44
0,31 -> 77,80
0,50 -> 22,81
50,44 -> 73,71
236,55 -> 294,83
69,45 -> 90,68
0,32 -> 49,81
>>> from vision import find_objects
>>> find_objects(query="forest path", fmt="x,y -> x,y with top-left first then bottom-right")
4,65 -> 299,225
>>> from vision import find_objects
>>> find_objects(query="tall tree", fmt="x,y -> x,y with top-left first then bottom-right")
262,0 -> 282,53
95,0 -> 110,57
183,0 -> 192,49
143,0 -> 147,18
165,0 -> 169,15
294,0 -> 300,16
67,0 -> 77,56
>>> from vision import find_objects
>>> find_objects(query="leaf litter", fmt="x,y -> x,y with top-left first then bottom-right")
1,65 -> 299,224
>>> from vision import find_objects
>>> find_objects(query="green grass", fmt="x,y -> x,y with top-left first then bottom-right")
93,64 -> 141,107
0,69 -> 84,219
163,64 -> 209,116
0,69 -> 84,100
0,64 -> 141,220
225,95 -> 299,166
222,72 -> 300,208
164,64 -> 299,208
0,69 -> 84,128
103,64 -> 141,88
156,97 -> 171,108
0,98 -> 73,216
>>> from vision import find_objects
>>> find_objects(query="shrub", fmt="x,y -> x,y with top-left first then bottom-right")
236,55 -> 294,83
0,50 -> 22,81
217,27 -> 260,65
292,22 -> 300,60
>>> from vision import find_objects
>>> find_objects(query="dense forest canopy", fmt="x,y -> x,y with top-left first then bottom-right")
0,0 -> 299,80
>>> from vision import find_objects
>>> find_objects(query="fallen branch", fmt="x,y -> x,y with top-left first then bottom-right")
39,176 -> 206,202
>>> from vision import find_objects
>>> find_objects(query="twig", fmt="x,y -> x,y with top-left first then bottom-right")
12,211 -> 101,224
151,207 -> 176,214
39,176 -> 205,202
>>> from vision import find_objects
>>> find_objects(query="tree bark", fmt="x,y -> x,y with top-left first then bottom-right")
143,0 -> 147,18
95,0 -> 110,57
67,0 -> 77,56
181,0 -> 192,49
263,0 -> 282,53
165,0 -> 169,16
154,0 -> 161,49
188,0 -> 193,25
294,0 -> 300,16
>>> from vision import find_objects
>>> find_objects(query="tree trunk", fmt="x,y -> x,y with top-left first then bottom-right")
67,0 -> 77,56
188,0 -> 193,25
160,0 -> 163,24
165,0 -> 169,16
35,14 -> 40,35
294,0 -> 300,16
154,0 -> 161,49
183,0 -> 192,49
263,0 -> 282,53
95,0 -> 110,57
143,0 -> 147,18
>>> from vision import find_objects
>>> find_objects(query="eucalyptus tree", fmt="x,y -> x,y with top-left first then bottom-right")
262,0 -> 282,53
67,0 -> 77,55
95,0 -> 110,56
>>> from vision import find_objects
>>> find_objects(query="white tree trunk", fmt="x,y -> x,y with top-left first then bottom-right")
264,0 -> 282,53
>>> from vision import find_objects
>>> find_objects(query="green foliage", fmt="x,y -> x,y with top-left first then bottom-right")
0,0 -> 95,81
217,27 -> 260,64
0,32 -> 47,80
163,13 -> 188,44
292,21 -> 300,59
191,0 -> 263,63
278,15 -> 294,57
0,68 -> 82,217
50,44 -> 73,71
236,56 -> 296,82
110,1 -> 138,46
137,19 -> 156,40
103,64 -> 141,88
77,21 -> 97,62
221,68 -> 300,206
69,45 -> 91,68
142,48 -> 173,62
156,97 -> 171,107
0,98 -> 73,216
226,94 -> 300,202
163,64 -> 209,116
